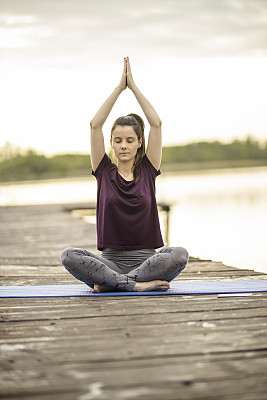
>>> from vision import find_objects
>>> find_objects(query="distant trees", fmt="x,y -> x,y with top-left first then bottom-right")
0,144 -> 91,182
161,136 -> 267,164
0,137 -> 266,182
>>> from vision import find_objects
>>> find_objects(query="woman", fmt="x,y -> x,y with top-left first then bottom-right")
61,57 -> 189,293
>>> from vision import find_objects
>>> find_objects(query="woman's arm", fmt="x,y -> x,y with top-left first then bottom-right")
126,57 -> 162,170
90,59 -> 127,171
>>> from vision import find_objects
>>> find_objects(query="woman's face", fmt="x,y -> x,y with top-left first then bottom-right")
110,125 -> 142,163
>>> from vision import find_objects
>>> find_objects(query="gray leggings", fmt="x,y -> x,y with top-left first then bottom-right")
61,247 -> 189,292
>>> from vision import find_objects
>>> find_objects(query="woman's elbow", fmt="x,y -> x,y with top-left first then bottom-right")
90,119 -> 96,129
151,119 -> 162,128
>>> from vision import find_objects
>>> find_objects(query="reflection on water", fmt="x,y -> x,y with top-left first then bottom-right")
0,177 -> 97,206
157,166 -> 267,274
169,189 -> 267,274
1,166 -> 266,273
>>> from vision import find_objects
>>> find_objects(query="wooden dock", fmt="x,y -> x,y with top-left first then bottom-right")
1,203 -> 267,400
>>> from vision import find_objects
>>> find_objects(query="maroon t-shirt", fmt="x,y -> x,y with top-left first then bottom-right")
92,153 -> 164,250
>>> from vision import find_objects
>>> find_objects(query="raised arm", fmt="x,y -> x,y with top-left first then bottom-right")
126,57 -> 162,170
90,59 -> 127,171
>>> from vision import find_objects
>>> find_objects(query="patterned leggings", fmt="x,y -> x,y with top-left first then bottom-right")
61,247 -> 189,292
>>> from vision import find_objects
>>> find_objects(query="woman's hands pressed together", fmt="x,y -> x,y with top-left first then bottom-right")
125,56 -> 135,90
118,56 -> 135,92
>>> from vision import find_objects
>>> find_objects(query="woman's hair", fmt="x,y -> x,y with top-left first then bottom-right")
111,113 -> 145,182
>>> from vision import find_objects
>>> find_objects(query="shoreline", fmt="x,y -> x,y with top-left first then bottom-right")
161,159 -> 267,173
1,159 -> 266,185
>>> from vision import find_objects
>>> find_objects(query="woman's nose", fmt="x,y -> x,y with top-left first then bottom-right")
121,142 -> 127,149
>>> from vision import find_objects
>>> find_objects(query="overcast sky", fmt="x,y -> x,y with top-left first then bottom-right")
1,0 -> 267,154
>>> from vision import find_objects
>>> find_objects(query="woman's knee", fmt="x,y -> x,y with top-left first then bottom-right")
60,247 -> 96,272
60,247 -> 76,268
172,247 -> 189,267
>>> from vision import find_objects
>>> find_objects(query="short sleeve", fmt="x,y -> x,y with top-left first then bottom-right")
142,154 -> 161,178
92,153 -> 112,179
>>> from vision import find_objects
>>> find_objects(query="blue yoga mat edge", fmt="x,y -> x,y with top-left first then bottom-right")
1,280 -> 267,298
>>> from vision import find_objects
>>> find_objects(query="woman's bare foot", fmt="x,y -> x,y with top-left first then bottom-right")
92,284 -> 116,293
133,280 -> 170,292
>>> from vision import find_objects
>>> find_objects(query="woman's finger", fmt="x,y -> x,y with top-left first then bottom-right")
126,57 -> 131,73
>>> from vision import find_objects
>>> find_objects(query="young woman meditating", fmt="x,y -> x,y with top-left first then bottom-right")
61,57 -> 189,293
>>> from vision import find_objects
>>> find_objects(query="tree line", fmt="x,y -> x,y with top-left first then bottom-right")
0,137 -> 266,182
162,136 -> 267,164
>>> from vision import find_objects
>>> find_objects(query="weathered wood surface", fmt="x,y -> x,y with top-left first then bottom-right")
0,204 -> 267,400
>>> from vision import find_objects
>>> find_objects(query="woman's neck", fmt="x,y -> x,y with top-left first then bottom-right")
117,160 -> 134,181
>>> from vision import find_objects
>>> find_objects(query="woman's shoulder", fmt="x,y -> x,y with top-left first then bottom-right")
92,153 -> 116,178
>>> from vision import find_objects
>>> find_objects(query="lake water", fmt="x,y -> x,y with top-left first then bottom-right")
1,166 -> 266,274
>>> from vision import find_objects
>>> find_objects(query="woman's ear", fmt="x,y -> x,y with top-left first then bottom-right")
110,138 -> 113,148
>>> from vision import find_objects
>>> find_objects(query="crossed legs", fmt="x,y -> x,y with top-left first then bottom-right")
61,247 -> 189,292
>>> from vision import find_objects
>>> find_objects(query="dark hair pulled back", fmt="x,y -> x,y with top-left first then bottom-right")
111,113 -> 145,183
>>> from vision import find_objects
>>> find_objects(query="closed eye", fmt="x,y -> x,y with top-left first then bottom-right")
114,138 -> 135,143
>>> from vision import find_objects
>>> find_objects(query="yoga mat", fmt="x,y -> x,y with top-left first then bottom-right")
1,280 -> 267,298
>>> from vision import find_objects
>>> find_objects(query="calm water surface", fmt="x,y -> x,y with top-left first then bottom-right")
1,166 -> 266,273
157,167 -> 267,274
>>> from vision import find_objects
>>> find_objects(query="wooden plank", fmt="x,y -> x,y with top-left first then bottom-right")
1,350 -> 267,399
1,297 -> 267,320
1,355 -> 267,397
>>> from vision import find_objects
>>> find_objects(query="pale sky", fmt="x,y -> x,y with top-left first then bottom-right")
0,0 -> 267,155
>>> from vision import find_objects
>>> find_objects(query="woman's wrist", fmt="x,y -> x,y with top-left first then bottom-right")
115,85 -> 125,94
129,82 -> 138,92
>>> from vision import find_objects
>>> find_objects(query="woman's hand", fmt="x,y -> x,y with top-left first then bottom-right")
118,57 -> 127,91
126,57 -> 136,90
